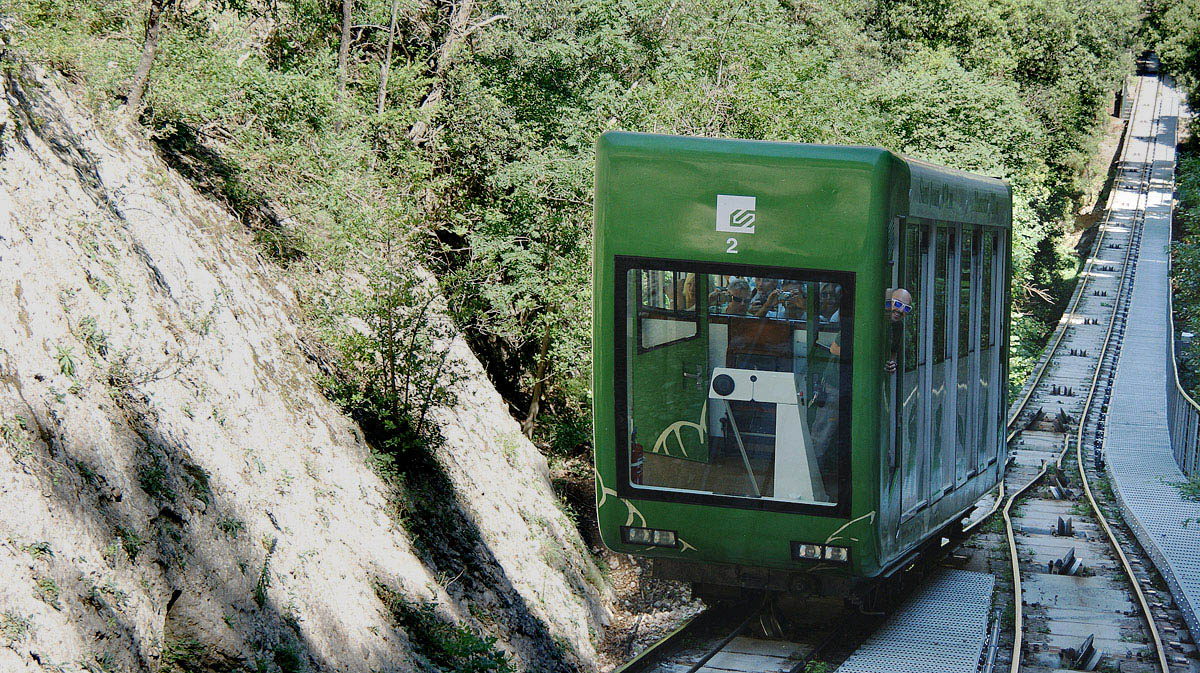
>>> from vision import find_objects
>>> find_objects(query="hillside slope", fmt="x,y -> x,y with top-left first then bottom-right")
0,65 -> 607,673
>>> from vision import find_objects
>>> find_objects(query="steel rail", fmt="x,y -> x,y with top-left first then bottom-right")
1002,434 -> 1071,673
1003,72 -> 1147,442
1071,75 -> 1171,673
967,75 -> 1148,539
611,608 -> 710,673
1001,73 -> 1169,673
681,598 -> 765,673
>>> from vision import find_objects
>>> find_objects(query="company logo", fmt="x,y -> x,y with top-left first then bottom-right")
716,194 -> 756,234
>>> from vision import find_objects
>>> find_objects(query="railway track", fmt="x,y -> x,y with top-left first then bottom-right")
995,71 -> 1190,673
613,70 -> 1194,673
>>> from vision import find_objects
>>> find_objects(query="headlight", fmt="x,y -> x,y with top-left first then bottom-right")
823,545 -> 849,562
651,529 -> 677,547
621,526 -> 678,548
791,542 -> 823,560
791,542 -> 850,563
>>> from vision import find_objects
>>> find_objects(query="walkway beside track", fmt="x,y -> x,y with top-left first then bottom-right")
1103,75 -> 1200,647
836,570 -> 994,673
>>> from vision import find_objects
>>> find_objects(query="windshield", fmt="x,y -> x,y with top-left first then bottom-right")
618,259 -> 853,511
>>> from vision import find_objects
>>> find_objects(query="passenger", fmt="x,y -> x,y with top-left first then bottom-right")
782,281 -> 807,321
723,278 -> 753,315
680,273 -> 698,310
706,276 -> 734,309
884,288 -> 913,374
749,277 -> 779,314
750,279 -> 804,319
819,283 -> 842,323
810,333 -> 842,498
661,274 -> 681,310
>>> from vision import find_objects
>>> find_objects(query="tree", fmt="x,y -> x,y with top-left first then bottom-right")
377,0 -> 402,114
125,0 -> 169,115
1149,0 -> 1200,93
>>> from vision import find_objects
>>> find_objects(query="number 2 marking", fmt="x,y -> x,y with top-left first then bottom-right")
725,237 -> 738,254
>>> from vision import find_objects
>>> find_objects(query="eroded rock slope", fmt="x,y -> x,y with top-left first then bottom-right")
0,66 -> 608,673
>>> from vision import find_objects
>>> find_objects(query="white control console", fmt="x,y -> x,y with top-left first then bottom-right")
708,367 -> 827,503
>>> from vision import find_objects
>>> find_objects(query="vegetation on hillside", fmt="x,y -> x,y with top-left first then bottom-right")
4,0 -> 1140,465
1146,0 -> 1200,94
1151,0 -> 1200,399
1171,138 -> 1200,397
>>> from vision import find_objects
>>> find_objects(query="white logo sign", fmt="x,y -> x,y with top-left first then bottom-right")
716,194 -> 756,234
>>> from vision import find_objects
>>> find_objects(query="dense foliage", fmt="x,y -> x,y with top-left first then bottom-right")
1150,0 -> 1200,398
1146,0 -> 1200,95
1171,137 -> 1200,396
5,0 -> 1139,458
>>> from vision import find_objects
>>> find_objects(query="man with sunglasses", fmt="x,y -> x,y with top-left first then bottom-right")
884,288 -> 913,374
723,278 -> 753,315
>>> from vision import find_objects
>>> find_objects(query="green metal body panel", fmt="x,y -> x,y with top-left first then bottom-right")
630,306 -> 710,463
592,131 -> 1012,582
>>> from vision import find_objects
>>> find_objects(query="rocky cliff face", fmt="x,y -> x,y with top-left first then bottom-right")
0,66 -> 608,672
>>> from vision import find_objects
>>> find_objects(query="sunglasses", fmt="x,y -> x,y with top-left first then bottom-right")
885,298 -> 912,313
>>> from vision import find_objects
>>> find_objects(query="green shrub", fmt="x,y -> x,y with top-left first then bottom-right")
137,455 -> 174,501
161,637 -> 205,673
274,640 -> 306,673
20,541 -> 52,560
374,583 -> 513,673
114,525 -> 144,561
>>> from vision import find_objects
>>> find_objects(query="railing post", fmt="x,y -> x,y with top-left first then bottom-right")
1191,411 -> 1200,476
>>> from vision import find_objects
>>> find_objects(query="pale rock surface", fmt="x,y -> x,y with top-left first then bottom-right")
0,66 -> 608,672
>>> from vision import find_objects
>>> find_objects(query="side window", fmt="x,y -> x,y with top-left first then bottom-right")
934,228 -> 948,363
903,227 -> 921,372
959,230 -> 975,357
636,270 -> 698,350
981,235 -> 993,349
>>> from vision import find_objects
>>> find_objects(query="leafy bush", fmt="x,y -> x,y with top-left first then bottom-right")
161,637 -> 206,673
115,525 -> 144,561
374,583 -> 513,673
0,610 -> 32,645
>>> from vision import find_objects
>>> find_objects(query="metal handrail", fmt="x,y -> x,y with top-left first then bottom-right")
1164,85 -> 1199,477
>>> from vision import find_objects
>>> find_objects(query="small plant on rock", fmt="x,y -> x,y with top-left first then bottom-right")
75,316 -> 109,357
114,525 -> 144,561
217,515 -> 244,539
373,582 -> 513,673
0,610 -> 32,645
34,577 -> 61,608
182,462 -> 211,505
56,345 -> 77,376
21,541 -> 52,560
274,640 -> 305,673
254,537 -> 277,608
1,417 -> 34,462
161,637 -> 205,673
